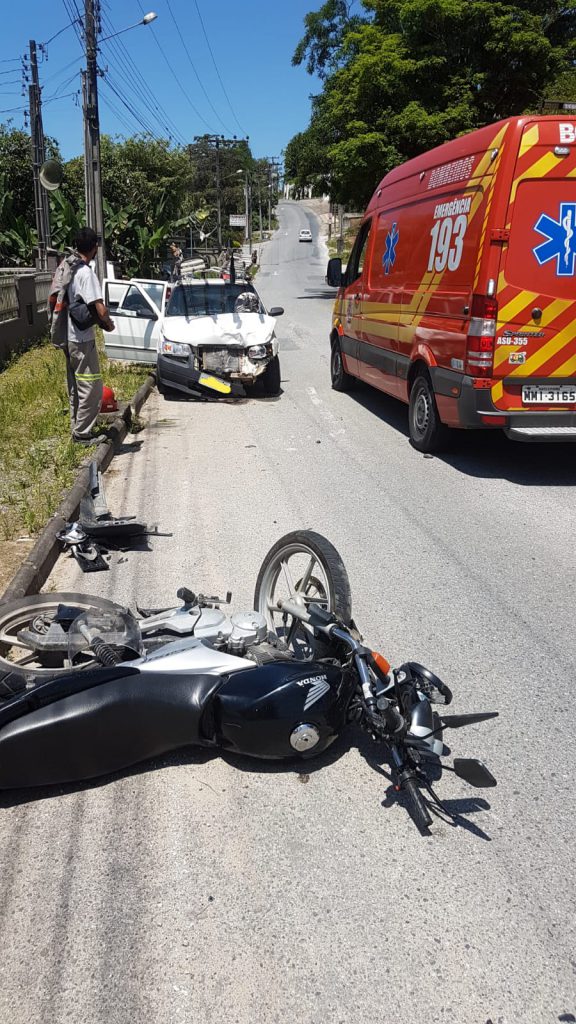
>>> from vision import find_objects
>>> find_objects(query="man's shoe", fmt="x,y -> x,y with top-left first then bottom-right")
72,433 -> 109,446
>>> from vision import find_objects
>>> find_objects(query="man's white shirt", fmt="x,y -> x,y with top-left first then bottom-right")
67,263 -> 103,344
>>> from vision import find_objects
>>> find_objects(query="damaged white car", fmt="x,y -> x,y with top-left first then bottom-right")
103,277 -> 284,397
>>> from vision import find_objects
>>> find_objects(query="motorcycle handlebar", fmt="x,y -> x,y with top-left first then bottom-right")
277,600 -> 312,624
276,601 -> 346,639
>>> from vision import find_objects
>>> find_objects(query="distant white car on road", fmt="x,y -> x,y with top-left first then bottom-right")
299,229 -> 313,243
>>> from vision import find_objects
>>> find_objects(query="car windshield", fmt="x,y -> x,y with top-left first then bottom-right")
166,283 -> 263,318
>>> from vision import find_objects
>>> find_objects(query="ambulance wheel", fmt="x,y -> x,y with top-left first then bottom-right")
409,374 -> 448,453
331,339 -> 353,392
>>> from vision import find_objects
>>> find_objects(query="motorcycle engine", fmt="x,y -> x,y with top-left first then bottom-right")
227,612 -> 267,653
192,607 -> 277,658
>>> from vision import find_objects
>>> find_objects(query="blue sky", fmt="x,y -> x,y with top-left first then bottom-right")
1,0 -> 322,163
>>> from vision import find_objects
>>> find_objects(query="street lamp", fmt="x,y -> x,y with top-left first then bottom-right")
99,12 -> 157,43
86,8 -> 159,280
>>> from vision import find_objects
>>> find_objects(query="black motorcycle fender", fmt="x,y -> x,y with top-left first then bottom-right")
0,670 -> 222,789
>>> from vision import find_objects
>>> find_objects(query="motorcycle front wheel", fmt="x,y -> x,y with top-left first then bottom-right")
253,530 -> 352,659
0,591 -> 127,693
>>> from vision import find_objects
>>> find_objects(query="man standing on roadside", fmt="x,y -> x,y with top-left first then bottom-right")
66,227 -> 115,445
169,241 -> 183,282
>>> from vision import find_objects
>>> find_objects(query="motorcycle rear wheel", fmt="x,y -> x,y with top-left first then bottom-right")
253,530 -> 352,659
0,592 -> 127,692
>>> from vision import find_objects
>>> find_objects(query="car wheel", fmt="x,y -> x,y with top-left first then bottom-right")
408,374 -> 448,453
257,355 -> 281,397
330,339 -> 354,392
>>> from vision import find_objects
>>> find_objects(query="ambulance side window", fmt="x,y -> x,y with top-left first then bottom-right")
346,220 -> 372,283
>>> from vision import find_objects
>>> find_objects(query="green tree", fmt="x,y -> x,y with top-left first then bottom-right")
288,0 -> 576,207
0,126 -> 60,264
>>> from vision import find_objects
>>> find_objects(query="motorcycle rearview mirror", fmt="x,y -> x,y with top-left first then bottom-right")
442,712 -> 499,729
453,758 -> 497,788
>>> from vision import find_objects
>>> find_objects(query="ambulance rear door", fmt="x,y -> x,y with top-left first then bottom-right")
493,118 -> 576,413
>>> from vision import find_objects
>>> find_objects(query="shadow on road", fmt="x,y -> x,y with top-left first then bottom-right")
343,382 -> 576,487
159,388 -> 283,405
0,725 -> 492,839
296,290 -> 339,300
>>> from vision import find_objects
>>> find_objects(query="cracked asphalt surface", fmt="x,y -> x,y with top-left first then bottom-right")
1,201 -> 575,1024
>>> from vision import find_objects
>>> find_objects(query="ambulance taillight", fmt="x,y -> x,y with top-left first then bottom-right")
465,294 -> 498,378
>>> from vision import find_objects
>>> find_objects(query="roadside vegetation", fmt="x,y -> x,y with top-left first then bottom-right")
285,0 -> 576,208
0,128 -> 279,276
0,336 -> 148,541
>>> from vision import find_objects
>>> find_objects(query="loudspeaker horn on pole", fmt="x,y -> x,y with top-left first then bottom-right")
39,159 -> 63,191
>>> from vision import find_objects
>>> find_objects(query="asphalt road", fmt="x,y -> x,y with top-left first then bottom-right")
1,201 -> 575,1024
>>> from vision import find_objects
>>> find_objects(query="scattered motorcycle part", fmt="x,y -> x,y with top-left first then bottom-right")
253,530 -> 352,658
79,461 -> 148,539
80,518 -> 147,540
56,520 -> 109,572
57,522 -> 87,545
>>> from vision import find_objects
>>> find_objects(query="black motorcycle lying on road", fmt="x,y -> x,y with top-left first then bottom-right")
0,532 -> 497,830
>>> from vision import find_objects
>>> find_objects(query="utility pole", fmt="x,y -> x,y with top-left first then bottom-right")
84,0 -> 106,281
194,135 -> 249,250
243,172 -> 249,248
267,158 -> 281,233
28,40 -> 51,270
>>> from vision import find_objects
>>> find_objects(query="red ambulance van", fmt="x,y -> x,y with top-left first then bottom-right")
327,116 -> 576,451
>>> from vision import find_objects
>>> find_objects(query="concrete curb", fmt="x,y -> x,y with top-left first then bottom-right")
0,373 -> 156,604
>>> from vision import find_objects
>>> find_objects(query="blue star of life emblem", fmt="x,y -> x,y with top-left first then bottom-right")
533,203 -> 576,277
383,222 -> 399,274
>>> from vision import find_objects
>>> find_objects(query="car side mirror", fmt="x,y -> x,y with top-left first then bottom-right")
268,306 -> 284,317
326,257 -> 343,287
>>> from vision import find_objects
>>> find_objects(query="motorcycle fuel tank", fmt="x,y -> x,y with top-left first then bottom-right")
206,660 -> 352,760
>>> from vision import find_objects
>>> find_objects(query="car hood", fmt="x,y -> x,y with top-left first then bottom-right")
161,312 -> 277,348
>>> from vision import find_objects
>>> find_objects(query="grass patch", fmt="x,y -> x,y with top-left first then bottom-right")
327,225 -> 358,264
0,334 -> 149,541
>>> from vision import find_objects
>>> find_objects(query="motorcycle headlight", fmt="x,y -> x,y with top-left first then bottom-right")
160,339 -> 190,357
247,344 -> 267,360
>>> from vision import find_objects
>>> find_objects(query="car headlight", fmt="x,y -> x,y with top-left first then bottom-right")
160,339 -> 190,357
247,344 -> 268,360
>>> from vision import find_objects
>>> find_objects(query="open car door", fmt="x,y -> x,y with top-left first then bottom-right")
103,279 -> 167,363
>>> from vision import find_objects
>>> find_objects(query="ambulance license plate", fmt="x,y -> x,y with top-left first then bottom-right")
522,385 -> 576,404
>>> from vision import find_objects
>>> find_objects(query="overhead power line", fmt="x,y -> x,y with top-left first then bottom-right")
136,0 -> 216,134
42,55 -> 83,87
101,72 -> 164,139
41,17 -> 82,47
99,91 -> 138,137
164,0 -> 235,134
61,0 -> 86,50
191,0 -> 247,136
99,4 -> 187,145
